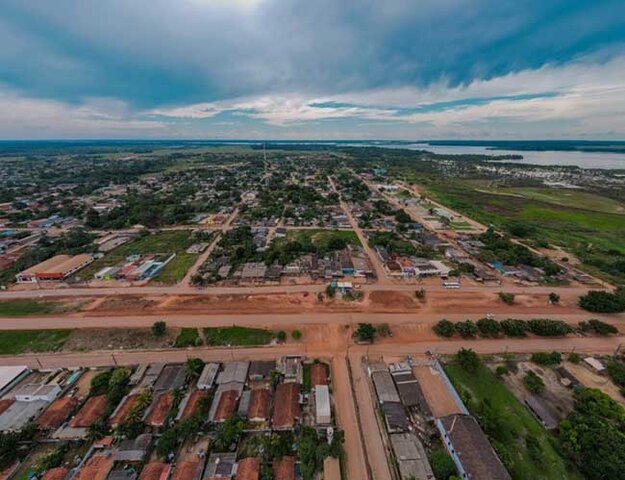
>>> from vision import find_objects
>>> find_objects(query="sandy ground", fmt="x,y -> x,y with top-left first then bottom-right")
564,361 -> 625,405
348,355 -> 393,480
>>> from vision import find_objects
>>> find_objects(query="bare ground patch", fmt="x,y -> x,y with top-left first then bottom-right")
63,327 -> 178,351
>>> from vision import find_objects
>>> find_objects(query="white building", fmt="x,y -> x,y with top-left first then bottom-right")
315,385 -> 331,425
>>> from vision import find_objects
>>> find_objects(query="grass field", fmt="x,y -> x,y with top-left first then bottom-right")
175,328 -> 201,347
445,362 -> 582,480
287,229 -> 361,248
0,329 -> 72,355
0,299 -> 61,316
203,326 -> 274,346
79,230 -> 201,283
416,177 -> 625,284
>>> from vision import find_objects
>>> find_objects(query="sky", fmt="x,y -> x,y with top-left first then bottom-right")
0,0 -> 624,140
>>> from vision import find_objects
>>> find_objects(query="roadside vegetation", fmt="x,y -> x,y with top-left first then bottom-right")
0,299 -> 65,316
203,326 -> 275,346
445,351 -> 582,480
0,329 -> 71,355
174,327 -> 202,347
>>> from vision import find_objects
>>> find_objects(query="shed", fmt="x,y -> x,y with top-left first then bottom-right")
198,363 -> 220,390
372,371 -> 401,404
315,385 -> 331,425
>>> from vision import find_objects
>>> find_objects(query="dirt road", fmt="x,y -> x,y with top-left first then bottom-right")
348,352 -> 393,480
328,175 -> 390,284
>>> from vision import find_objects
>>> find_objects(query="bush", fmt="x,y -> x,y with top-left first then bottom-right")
523,371 -> 545,394
430,448 -> 456,480
500,318 -> 529,337
376,323 -> 391,337
476,317 -> 501,337
455,320 -> 478,338
526,434 -> 544,464
433,319 -> 455,338
527,318 -> 573,337
355,323 -> 376,343
325,284 -> 337,298
587,319 -> 618,335
152,321 -> 166,337
276,330 -> 287,342
498,292 -> 515,305
415,288 -> 426,301
607,359 -> 625,389
456,348 -> 480,372
568,352 -> 582,364
495,365 -> 509,377
549,292 -> 560,304
578,290 -> 625,313
291,329 -> 302,340
531,351 -> 562,366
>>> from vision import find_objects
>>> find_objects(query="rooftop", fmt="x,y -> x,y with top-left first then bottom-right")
273,383 -> 301,429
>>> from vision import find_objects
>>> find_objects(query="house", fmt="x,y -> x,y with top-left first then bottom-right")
247,388 -> 271,423
217,362 -> 249,385
13,383 -> 61,402
198,363 -> 220,390
115,433 -> 153,462
204,452 -> 237,479
310,363 -> 328,387
16,254 -> 94,282
272,383 -> 301,430
236,457 -> 260,480
154,365 -> 186,392
0,366 -> 29,397
390,433 -> 435,480
437,414 -> 511,480
0,399 -> 49,431
583,357 -> 606,374
272,456 -> 295,480
315,385 -> 331,425
278,356 -> 303,383
372,371 -> 401,404
382,402 -> 409,433
248,360 -> 275,381
391,371 -> 423,408
524,397 -> 559,430
210,390 -> 239,423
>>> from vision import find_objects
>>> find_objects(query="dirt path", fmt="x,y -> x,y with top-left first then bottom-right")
348,352 -> 393,480
332,355 -> 371,480
328,175 -> 390,284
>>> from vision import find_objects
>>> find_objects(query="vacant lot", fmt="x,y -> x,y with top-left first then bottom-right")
287,228 -> 360,248
0,299 -> 58,316
175,328 -> 202,347
203,326 -> 274,346
445,362 -> 581,480
63,328 -> 177,351
0,329 -> 72,355
80,231 -> 200,283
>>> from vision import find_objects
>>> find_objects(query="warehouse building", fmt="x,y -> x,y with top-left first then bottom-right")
315,385 -> 331,425
16,254 -> 94,282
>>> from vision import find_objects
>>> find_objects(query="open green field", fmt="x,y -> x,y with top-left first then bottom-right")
413,176 -> 625,285
79,230 -> 201,283
175,328 -> 201,347
0,299 -> 61,316
0,329 -> 72,355
203,326 -> 274,346
445,362 -> 582,480
286,229 -> 361,248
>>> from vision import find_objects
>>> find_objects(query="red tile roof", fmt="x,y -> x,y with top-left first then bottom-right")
236,457 -> 260,480
214,390 -> 238,422
273,456 -> 295,480
41,467 -> 69,480
272,383 -> 300,429
145,391 -> 174,427
247,388 -> 271,422
311,363 -> 328,387
69,394 -> 108,428
109,393 -> 139,426
138,462 -> 171,480
37,396 -> 79,429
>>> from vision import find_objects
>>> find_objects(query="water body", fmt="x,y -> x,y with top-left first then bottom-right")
397,143 -> 625,170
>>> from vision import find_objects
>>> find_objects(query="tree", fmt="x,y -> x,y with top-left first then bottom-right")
578,290 -> 625,313
584,319 -> 618,335
498,292 -> 515,305
430,447 -> 456,480
276,330 -> 287,342
456,348 -> 480,372
325,284 -> 336,298
527,318 -> 572,337
433,319 -> 455,338
292,329 -> 302,340
500,318 -> 529,337
212,414 -> 245,452
523,371 -> 545,394
185,357 -> 204,382
455,320 -> 478,338
415,288 -> 426,302
549,292 -> 560,304
531,351 -> 562,366
495,365 -> 509,377
152,320 -> 167,337
560,388 -> 625,480
476,317 -> 501,337
568,352 -> 582,364
355,323 -> 376,342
